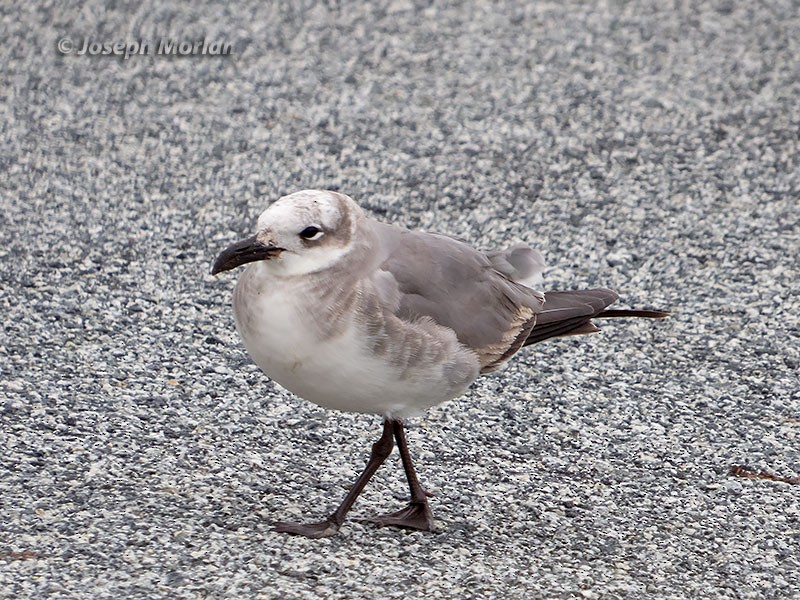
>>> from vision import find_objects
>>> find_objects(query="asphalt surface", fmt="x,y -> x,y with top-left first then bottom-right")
2,1 -> 799,598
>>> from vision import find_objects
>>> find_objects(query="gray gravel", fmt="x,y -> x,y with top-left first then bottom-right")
2,1 -> 799,598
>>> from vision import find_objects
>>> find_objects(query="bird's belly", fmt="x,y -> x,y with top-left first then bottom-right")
232,282 -> 476,418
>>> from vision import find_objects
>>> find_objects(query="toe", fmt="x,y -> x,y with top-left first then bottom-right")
273,519 -> 340,538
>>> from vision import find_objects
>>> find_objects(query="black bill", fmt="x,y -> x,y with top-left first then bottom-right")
211,235 -> 284,275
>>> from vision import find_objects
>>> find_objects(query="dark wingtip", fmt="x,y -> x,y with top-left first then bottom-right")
595,309 -> 672,319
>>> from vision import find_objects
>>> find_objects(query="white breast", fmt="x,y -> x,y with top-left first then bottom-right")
231,264 -> 479,418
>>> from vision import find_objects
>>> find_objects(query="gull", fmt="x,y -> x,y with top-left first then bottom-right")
211,190 -> 669,538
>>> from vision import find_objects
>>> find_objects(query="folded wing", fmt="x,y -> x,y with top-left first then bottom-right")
371,224 -> 544,372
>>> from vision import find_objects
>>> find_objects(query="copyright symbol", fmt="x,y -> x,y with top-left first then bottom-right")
57,38 -> 74,54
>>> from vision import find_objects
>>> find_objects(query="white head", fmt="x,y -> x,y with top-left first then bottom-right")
212,190 -> 365,278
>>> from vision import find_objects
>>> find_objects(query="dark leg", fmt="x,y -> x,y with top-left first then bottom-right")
273,419 -> 394,538
365,420 -> 434,531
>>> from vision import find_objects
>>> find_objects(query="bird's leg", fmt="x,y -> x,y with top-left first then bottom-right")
365,419 -> 434,531
273,419 -> 394,538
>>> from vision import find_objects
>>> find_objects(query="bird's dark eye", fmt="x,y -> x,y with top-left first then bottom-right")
299,225 -> 324,241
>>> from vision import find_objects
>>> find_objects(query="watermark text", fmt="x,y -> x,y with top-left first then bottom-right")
57,37 -> 233,59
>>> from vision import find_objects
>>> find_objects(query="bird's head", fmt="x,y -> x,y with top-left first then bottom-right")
211,190 -> 364,278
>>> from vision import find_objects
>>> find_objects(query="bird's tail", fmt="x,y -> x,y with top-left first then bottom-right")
596,309 -> 671,319
523,289 -> 670,347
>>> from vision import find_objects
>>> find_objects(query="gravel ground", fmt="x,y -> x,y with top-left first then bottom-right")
2,1 -> 799,598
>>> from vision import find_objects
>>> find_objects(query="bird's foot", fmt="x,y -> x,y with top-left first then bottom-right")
273,518 -> 340,538
362,501 -> 434,531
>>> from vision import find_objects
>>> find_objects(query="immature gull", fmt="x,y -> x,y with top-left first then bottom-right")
212,190 -> 669,538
